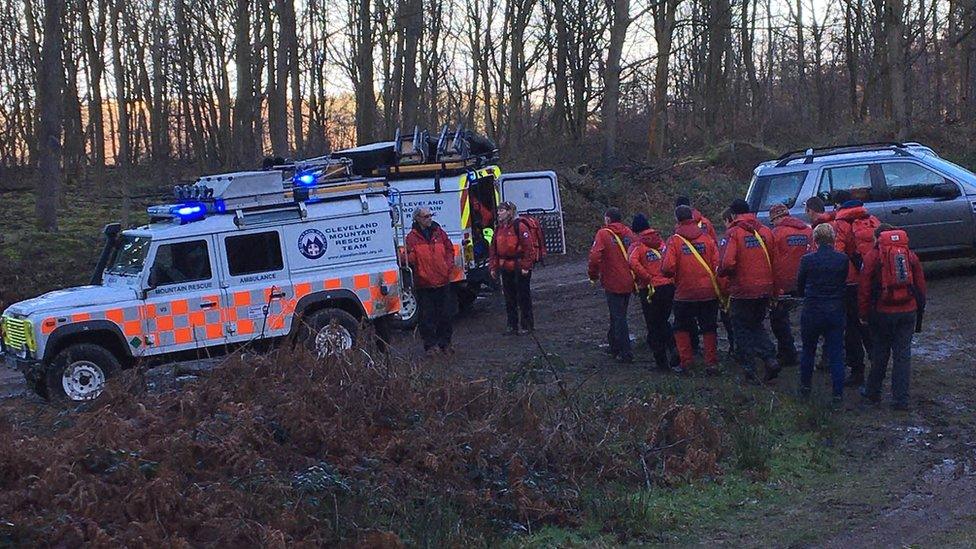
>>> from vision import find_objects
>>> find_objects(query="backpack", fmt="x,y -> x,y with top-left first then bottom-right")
877,230 -> 915,305
849,215 -> 881,267
516,215 -> 546,265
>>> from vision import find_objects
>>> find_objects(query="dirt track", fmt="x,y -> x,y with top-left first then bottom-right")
3,254 -> 976,545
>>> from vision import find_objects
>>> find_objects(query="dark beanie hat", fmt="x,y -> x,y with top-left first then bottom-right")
729,199 -> 750,215
675,205 -> 693,222
631,213 -> 651,234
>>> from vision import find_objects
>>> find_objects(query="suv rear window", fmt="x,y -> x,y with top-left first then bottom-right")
748,171 -> 807,211
226,232 -> 284,276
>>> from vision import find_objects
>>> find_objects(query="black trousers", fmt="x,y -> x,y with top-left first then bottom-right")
844,285 -> 871,378
638,285 -> 676,356
673,299 -> 719,334
730,297 -> 776,365
769,299 -> 797,362
606,291 -> 632,359
417,285 -> 454,350
501,269 -> 534,330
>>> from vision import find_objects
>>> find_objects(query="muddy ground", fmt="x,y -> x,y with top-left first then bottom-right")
2,254 -> 975,546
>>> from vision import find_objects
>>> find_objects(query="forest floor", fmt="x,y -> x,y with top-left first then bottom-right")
3,253 -> 975,546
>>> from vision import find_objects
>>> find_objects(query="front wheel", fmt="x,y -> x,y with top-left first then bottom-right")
45,343 -> 120,402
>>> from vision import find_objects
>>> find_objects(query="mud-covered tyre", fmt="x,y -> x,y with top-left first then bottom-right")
390,287 -> 420,330
301,308 -> 359,357
45,343 -> 120,403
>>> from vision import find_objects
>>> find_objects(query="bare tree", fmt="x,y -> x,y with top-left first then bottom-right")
36,0 -> 64,231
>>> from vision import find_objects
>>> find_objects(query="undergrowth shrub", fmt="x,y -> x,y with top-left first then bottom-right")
0,342 -> 724,546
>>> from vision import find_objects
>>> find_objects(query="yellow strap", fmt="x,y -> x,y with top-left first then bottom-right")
676,235 -> 728,311
752,230 -> 773,271
644,248 -> 662,299
601,228 -> 639,293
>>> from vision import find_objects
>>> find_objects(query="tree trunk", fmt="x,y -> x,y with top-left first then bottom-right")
234,0 -> 257,166
81,0 -> 106,175
602,0 -> 628,163
36,0 -> 64,231
649,0 -> 679,159
354,0 -> 377,143
886,0 -> 909,138
399,0 -> 422,129
110,0 -> 129,168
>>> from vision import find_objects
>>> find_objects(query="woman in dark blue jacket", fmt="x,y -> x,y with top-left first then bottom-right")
796,223 -> 850,401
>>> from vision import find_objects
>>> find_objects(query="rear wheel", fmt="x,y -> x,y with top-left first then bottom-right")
390,287 -> 420,330
45,343 -> 120,403
302,308 -> 359,357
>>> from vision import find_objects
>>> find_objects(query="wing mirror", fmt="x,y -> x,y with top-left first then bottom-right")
933,181 -> 961,200
142,270 -> 158,299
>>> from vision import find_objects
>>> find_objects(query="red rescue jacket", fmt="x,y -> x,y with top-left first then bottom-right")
629,228 -> 672,289
692,208 -> 719,243
662,220 -> 720,301
834,205 -> 881,284
811,211 -> 834,228
858,246 -> 927,317
490,218 -> 535,273
588,222 -> 637,294
771,216 -> 812,294
406,222 -> 455,289
718,213 -> 776,299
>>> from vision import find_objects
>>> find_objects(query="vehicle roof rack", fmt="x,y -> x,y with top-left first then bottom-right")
394,126 -> 429,165
774,142 -> 912,167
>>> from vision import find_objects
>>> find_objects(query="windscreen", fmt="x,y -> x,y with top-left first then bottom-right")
747,171 -> 808,211
105,235 -> 151,276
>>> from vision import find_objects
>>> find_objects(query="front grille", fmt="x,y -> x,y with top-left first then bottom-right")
2,317 -> 30,352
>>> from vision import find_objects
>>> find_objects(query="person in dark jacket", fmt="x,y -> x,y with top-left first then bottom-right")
796,223 -> 850,402
405,207 -> 456,353
490,201 -> 536,335
858,225 -> 927,411
588,207 -> 637,363
719,199 -> 779,382
629,213 -> 679,370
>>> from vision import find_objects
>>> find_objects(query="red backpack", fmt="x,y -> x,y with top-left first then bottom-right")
850,215 -> 881,260
877,230 -> 915,305
516,215 -> 547,265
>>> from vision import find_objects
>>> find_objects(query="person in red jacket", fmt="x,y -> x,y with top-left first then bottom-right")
804,196 -> 834,228
662,205 -> 721,373
768,204 -> 812,366
406,207 -> 456,353
676,196 -> 718,243
629,214 -> 679,370
588,207 -> 637,363
719,199 -> 779,382
490,201 -> 536,335
859,225 -> 927,411
831,190 -> 881,388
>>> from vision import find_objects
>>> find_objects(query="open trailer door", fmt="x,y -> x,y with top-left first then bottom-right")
498,170 -> 566,255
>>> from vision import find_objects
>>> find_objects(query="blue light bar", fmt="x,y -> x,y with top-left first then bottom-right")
170,202 -> 207,224
296,173 -> 316,186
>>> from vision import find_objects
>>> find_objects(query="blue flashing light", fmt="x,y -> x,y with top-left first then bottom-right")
297,173 -> 316,186
214,199 -> 227,213
170,202 -> 207,224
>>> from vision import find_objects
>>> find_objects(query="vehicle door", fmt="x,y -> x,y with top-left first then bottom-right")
498,170 -> 566,254
815,162 -> 889,221
142,237 -> 224,353
217,228 -> 292,343
876,160 -> 973,253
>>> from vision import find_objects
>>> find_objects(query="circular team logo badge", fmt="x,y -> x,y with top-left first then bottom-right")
299,229 -> 328,260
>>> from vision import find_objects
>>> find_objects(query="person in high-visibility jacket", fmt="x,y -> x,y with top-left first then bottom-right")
718,199 -> 779,383
629,214 -> 679,370
662,205 -> 721,373
490,201 -> 536,335
405,207 -> 456,354
588,207 -> 637,363
768,203 -> 813,367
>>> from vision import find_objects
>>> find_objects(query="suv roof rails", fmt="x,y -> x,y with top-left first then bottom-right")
394,126 -> 428,165
775,142 -> 912,167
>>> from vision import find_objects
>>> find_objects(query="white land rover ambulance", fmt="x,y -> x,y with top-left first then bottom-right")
1,162 -> 404,401
334,126 -> 565,326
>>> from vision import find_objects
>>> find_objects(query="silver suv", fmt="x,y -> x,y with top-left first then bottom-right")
746,142 -> 976,258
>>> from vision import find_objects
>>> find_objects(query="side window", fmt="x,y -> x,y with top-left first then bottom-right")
818,164 -> 882,203
881,162 -> 950,200
749,171 -> 807,211
151,240 -> 212,286
225,231 -> 284,276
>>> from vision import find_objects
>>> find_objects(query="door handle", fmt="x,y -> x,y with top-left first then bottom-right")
199,301 -> 217,309
270,290 -> 286,299
890,207 -> 914,214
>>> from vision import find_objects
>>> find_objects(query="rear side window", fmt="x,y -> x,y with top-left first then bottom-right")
748,171 -> 807,211
818,164 -> 883,203
225,231 -> 284,276
151,240 -> 212,286
881,162 -> 950,200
